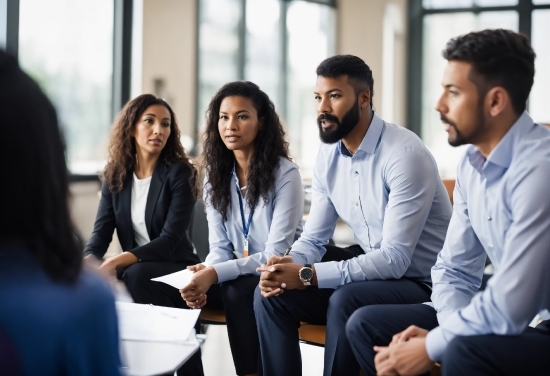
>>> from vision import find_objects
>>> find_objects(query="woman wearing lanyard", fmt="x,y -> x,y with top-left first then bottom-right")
181,81 -> 304,376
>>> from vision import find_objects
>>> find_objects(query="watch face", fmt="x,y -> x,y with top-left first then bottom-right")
300,267 -> 313,281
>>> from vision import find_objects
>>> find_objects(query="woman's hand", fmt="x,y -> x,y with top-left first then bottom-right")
99,252 -> 139,279
180,267 -> 218,308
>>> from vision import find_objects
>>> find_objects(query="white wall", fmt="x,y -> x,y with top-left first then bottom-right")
337,0 -> 408,126
141,0 -> 197,139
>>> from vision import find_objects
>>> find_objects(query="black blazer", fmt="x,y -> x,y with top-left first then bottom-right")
84,160 -> 200,265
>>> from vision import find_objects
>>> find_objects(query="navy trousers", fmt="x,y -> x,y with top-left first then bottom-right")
253,245 -> 432,376
346,303 -> 438,376
442,321 -> 550,376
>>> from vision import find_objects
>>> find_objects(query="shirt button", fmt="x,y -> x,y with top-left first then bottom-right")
355,171 -> 359,175
487,216 -> 492,221
356,202 -> 359,206
489,244 -> 494,248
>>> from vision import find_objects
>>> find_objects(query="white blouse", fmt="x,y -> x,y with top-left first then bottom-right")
131,173 -> 152,247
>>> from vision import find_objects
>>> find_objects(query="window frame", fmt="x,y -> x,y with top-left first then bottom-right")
1,0 -> 134,182
194,0 -> 337,152
407,0 -> 550,137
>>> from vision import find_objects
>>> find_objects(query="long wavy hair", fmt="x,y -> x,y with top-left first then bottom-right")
200,81 -> 291,221
0,51 -> 82,282
103,94 -> 195,193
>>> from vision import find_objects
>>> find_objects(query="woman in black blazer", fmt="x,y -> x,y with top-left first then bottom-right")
84,94 -> 200,310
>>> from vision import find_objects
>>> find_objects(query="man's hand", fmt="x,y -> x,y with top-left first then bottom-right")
390,325 -> 429,346
262,255 -> 294,267
373,347 -> 398,376
374,326 -> 434,376
180,267 -> 218,309
258,263 -> 314,298
187,263 -> 206,273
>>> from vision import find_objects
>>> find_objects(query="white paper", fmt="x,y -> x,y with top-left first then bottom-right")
151,269 -> 193,289
116,302 -> 200,344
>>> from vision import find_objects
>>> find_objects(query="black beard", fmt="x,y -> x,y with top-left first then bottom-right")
317,100 -> 360,144
442,100 -> 485,147
441,114 -> 466,147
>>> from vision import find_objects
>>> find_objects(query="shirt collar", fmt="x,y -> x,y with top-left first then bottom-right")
486,111 -> 533,169
337,112 -> 384,157
467,111 -> 534,173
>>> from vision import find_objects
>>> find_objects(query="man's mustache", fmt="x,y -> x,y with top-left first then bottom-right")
318,113 -> 340,124
440,113 -> 457,128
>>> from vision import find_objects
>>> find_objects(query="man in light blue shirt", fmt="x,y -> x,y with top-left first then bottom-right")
254,55 -> 452,376
347,29 -> 550,376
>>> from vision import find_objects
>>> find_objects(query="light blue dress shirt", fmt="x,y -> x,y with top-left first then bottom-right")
290,113 -> 452,288
204,157 -> 304,283
426,112 -> 550,362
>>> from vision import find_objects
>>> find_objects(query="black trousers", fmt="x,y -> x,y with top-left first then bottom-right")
201,275 -> 261,376
253,245 -> 432,376
117,261 -> 205,376
442,321 -> 550,376
346,303 -> 438,376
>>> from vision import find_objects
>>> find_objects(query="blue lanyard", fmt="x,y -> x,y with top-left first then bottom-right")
236,184 -> 254,241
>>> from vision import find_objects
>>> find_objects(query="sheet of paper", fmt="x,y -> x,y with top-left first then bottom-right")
151,269 -> 193,289
116,301 -> 200,343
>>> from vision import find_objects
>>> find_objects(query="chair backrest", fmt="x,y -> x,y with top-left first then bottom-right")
188,199 -> 210,262
442,179 -> 455,205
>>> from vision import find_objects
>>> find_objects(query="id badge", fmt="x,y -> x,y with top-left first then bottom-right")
243,238 -> 249,258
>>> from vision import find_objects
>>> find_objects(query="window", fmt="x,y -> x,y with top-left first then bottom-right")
18,0 -> 113,175
197,0 -> 336,177
409,0 -> 550,177
2,0 -> 134,178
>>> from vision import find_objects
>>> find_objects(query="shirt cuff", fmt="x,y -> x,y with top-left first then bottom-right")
313,261 -> 341,289
425,327 -> 446,362
212,261 -> 240,283
290,253 -> 307,265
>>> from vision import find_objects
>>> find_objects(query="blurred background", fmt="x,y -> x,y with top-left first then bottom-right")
2,1 -> 549,373
2,0 -> 549,272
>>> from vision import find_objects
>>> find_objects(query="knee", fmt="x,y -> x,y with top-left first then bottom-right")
327,285 -> 359,318
220,275 -> 256,302
345,306 -> 378,343
121,263 -> 153,290
253,285 -> 287,318
443,336 -> 475,367
253,285 -> 266,312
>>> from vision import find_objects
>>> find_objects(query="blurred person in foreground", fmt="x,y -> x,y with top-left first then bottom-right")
0,50 -> 120,375
347,29 -> 550,376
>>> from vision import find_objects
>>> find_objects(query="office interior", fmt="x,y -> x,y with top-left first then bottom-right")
1,0 -> 550,374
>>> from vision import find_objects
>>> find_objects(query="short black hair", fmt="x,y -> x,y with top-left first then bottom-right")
0,50 -> 82,282
442,29 -> 535,114
316,54 -> 374,108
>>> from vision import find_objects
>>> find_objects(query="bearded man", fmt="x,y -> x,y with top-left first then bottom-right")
254,54 -> 452,376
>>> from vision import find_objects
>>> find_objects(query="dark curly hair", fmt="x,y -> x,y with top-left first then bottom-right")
103,94 -> 195,193
316,54 -> 374,109
200,81 -> 291,221
442,29 -> 536,114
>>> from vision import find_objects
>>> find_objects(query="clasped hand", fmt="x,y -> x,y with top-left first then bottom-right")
257,255 -> 306,298
374,325 -> 434,376
179,264 -> 217,309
